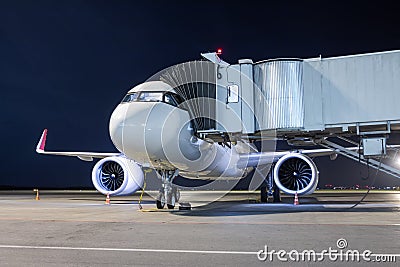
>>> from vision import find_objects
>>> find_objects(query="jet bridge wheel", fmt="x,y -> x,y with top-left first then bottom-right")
260,186 -> 268,203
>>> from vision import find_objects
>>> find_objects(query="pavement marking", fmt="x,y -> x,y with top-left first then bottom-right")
323,203 -> 400,208
0,244 -> 257,255
0,245 -> 398,260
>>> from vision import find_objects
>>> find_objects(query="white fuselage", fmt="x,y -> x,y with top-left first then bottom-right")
108,81 -> 250,179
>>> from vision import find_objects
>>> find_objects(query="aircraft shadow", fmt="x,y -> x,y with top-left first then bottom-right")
171,198 -> 400,217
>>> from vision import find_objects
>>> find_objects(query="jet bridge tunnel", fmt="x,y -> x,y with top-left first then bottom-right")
154,50 -> 400,178
200,50 -> 400,178
199,50 -> 400,138
155,49 -> 400,146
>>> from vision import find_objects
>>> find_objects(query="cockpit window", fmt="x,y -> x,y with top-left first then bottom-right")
121,91 -> 186,109
174,94 -> 185,105
137,92 -> 163,102
164,93 -> 178,107
121,92 -> 139,103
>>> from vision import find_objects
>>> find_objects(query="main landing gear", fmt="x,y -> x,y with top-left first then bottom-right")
156,170 -> 180,209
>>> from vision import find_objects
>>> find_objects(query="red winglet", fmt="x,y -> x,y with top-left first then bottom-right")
38,129 -> 48,151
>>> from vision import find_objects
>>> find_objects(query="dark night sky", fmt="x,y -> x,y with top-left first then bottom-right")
1,0 -> 400,189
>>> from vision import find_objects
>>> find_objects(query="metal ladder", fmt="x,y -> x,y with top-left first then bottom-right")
318,138 -> 400,179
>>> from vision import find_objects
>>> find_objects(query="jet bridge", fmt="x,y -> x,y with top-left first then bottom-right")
202,49 -> 400,138
153,49 -> 400,160
197,50 -> 400,178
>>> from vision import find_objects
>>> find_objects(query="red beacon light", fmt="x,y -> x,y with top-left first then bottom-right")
216,48 -> 223,55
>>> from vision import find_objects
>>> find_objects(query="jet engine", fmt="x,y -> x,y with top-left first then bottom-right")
273,153 -> 319,195
92,156 -> 144,196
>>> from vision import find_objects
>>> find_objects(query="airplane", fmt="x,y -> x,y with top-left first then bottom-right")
37,50 -> 400,209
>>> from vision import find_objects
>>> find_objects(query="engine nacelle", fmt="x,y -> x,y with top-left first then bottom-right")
92,156 -> 144,196
273,153 -> 319,195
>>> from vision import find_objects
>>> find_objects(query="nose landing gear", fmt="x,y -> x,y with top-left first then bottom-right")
156,170 -> 180,209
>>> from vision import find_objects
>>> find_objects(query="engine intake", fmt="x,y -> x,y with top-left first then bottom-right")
92,156 -> 144,196
273,153 -> 318,195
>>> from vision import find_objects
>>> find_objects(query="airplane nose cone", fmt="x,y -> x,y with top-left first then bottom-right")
109,102 -> 199,169
109,104 -> 128,152
109,101 -> 222,172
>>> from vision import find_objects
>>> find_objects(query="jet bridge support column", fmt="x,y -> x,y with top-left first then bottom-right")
269,163 -> 281,203
272,181 -> 281,203
260,165 -> 281,203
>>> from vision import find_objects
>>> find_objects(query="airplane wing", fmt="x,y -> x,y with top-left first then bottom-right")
238,145 -> 400,168
36,129 -> 120,162
237,149 -> 337,168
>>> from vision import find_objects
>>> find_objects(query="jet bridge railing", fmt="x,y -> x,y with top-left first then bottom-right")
317,138 -> 400,179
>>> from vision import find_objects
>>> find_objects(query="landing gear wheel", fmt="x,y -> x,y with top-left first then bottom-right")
156,200 -> 165,209
174,188 -> 180,202
156,192 -> 166,209
156,169 -> 179,210
167,194 -> 176,210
